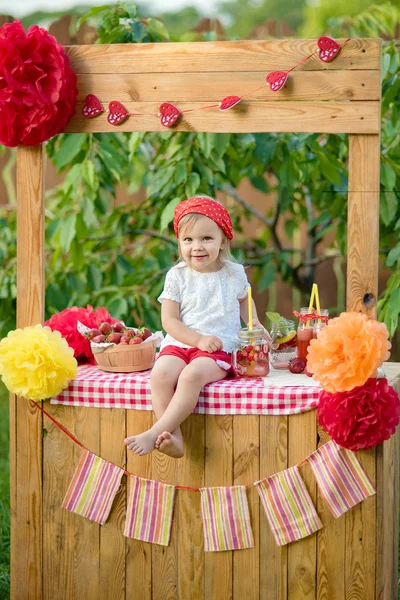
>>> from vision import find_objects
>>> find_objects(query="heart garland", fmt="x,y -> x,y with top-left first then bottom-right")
82,94 -> 104,118
318,37 -> 341,62
265,71 -> 288,92
159,102 -> 181,128
107,101 -> 129,126
80,37 -> 351,126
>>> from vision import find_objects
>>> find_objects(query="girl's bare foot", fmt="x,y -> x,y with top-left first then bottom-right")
124,430 -> 158,456
155,432 -> 184,458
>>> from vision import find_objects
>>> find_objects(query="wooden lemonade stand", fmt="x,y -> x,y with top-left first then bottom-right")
11,38 -> 399,599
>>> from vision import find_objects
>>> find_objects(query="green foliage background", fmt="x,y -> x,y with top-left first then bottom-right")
1,2 -> 399,343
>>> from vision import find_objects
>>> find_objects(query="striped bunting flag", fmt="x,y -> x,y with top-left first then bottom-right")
307,440 -> 376,518
199,486 -> 254,551
256,466 -> 322,546
62,449 -> 124,525
124,476 -> 175,546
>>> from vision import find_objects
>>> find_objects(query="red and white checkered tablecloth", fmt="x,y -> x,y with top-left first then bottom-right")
51,365 -> 320,415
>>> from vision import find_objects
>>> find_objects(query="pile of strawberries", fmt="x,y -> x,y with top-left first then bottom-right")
86,322 -> 152,345
236,343 -> 269,367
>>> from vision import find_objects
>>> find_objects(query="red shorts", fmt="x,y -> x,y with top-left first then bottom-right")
158,345 -> 233,372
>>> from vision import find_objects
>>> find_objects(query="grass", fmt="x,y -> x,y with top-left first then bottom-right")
0,381 -> 10,599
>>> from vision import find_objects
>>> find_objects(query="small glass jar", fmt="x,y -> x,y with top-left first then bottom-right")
269,320 -> 297,370
297,307 -> 314,362
313,309 -> 329,338
232,327 -> 270,377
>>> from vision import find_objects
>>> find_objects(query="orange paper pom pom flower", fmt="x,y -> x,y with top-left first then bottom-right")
307,312 -> 391,393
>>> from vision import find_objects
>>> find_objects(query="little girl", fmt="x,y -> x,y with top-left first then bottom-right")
124,196 -> 267,458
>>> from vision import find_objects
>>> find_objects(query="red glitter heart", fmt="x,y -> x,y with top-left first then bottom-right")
318,36 -> 341,62
266,71 -> 288,92
107,101 -> 129,126
219,96 -> 242,111
82,94 -> 104,118
159,103 -> 181,128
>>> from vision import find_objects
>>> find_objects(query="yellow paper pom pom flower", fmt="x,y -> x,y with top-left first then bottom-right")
0,324 -> 78,401
307,312 -> 391,393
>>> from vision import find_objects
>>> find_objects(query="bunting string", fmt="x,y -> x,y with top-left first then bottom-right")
78,37 -> 351,127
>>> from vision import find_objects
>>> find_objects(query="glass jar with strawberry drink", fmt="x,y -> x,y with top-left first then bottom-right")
296,307 -> 314,362
312,309 -> 329,338
232,327 -> 270,377
269,319 -> 298,369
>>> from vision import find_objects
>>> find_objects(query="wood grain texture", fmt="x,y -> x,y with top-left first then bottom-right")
259,416 -> 288,600
316,428 -> 345,600
288,412 -> 318,600
76,70 -> 380,103
65,100 -> 380,135
376,368 -> 400,600
151,415 -> 179,600
205,415 -> 233,600
125,410 -> 153,600
347,134 -> 381,315
13,145 -> 45,600
100,408 -> 126,600
66,39 -> 380,74
177,415 -> 205,600
233,416 -> 260,600
43,403 -> 76,599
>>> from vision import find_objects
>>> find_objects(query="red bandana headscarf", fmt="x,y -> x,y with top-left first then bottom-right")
173,196 -> 233,240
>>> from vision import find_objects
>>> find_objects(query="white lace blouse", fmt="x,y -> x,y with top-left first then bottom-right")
158,261 -> 249,353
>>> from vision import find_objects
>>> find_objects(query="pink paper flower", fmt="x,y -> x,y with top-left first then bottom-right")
45,306 -> 119,363
317,378 -> 400,451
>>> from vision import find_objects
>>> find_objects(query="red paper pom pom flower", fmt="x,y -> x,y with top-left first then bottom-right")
0,21 -> 78,147
317,378 -> 400,451
45,306 -> 119,363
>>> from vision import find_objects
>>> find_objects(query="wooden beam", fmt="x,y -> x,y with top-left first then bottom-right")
12,145 -> 45,599
347,134 -> 381,315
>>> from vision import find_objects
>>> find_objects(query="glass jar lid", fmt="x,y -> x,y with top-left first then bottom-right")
238,326 -> 264,340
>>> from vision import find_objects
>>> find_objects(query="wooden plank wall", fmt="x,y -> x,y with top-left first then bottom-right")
64,39 -> 381,135
42,391 -> 399,600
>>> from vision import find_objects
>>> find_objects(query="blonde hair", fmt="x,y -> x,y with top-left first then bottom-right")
176,210 -> 236,265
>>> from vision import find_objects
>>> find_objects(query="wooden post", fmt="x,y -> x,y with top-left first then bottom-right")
11,145 -> 45,599
347,134 -> 380,316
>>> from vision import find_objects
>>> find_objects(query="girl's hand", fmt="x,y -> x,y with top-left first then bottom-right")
197,335 -> 223,353
253,320 -> 272,343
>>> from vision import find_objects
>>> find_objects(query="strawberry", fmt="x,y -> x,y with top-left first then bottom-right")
120,336 -> 130,345
129,336 -> 143,344
87,328 -> 101,340
99,322 -> 112,335
139,327 -> 152,341
108,332 -> 123,344
113,322 -> 124,333
92,334 -> 106,343
245,345 -> 253,352
254,345 -> 261,352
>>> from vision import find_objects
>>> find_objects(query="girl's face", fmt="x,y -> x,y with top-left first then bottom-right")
178,215 -> 225,272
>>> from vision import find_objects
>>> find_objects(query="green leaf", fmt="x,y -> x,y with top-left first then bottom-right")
160,197 -> 181,231
64,164 -> 82,194
173,162 -> 187,186
214,134 -> 231,157
185,172 -> 200,197
83,160 -> 96,189
146,17 -> 170,40
197,133 -> 214,158
55,134 -> 87,171
46,283 -> 66,311
318,154 -> 342,186
381,163 -> 396,191
249,175 -> 269,193
386,244 -> 400,267
87,264 -> 103,290
107,297 -> 128,320
131,21 -> 145,41
382,52 -> 391,80
385,288 -> 400,337
266,311 -> 281,323
76,4 -> 109,29
117,255 -> 135,274
380,191 -> 398,226
59,214 -> 77,253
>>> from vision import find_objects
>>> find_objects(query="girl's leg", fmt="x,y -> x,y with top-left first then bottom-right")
125,357 -> 228,456
124,355 -> 186,449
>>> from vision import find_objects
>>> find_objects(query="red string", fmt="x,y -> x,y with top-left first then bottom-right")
293,309 -> 329,325
78,37 -> 353,122
34,402 -> 312,490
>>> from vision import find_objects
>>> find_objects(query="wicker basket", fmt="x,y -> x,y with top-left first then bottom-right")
94,340 -> 156,373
